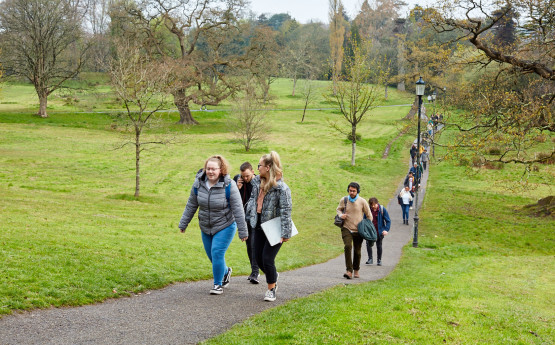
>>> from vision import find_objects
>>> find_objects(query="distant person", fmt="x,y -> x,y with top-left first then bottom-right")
427,121 -> 433,137
399,186 -> 413,225
178,155 -> 248,295
366,198 -> 391,266
336,182 -> 372,279
233,162 -> 260,284
404,171 -> 415,192
421,149 -> 429,171
245,151 -> 292,302
410,144 -> 417,165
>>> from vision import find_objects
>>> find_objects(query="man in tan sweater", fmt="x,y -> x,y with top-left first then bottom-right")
336,182 -> 372,279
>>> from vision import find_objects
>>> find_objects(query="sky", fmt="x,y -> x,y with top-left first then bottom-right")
248,0 -> 430,24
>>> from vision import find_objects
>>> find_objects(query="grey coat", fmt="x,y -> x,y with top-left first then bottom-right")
245,176 -> 293,239
179,170 -> 248,239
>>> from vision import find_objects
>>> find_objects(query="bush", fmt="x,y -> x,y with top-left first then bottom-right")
488,147 -> 502,155
537,152 -> 555,165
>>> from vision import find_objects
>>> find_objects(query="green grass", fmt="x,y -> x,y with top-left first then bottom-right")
0,77 -> 413,315
203,127 -> 555,344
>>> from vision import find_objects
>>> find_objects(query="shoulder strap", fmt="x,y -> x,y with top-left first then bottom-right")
343,196 -> 348,214
194,187 -> 198,195
225,183 -> 231,209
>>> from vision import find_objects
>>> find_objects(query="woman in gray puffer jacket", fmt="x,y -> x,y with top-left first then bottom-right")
245,151 -> 292,302
179,155 -> 248,296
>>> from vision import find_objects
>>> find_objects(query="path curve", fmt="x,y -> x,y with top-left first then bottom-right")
0,164 -> 429,345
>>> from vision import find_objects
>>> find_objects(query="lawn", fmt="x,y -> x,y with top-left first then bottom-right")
0,77 -> 414,315
203,119 -> 555,344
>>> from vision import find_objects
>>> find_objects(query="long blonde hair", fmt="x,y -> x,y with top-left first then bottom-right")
260,151 -> 283,193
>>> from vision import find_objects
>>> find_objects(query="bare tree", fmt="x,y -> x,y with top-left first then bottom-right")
116,0 -> 246,125
227,81 -> 269,152
325,40 -> 383,166
0,0 -> 88,117
300,79 -> 319,122
109,39 -> 172,197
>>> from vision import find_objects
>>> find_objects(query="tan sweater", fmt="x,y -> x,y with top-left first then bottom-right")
336,196 -> 372,232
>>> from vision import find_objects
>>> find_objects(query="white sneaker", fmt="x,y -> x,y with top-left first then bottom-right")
210,285 -> 223,295
264,287 -> 276,302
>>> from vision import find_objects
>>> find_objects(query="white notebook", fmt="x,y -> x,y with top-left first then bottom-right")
260,217 -> 298,246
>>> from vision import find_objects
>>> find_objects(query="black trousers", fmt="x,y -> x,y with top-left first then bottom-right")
366,235 -> 384,261
245,222 -> 259,274
254,223 -> 282,284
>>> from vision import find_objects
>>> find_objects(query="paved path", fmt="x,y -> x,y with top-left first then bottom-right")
0,165 -> 429,345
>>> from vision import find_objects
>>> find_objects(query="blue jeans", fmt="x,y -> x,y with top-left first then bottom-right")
401,204 -> 410,221
201,222 -> 236,285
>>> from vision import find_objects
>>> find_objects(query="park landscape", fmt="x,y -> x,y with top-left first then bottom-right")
0,0 -> 554,344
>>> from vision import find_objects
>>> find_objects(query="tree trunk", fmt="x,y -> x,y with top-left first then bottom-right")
351,141 -> 356,166
384,85 -> 388,100
302,103 -> 308,122
351,126 -> 357,166
38,93 -> 48,118
292,76 -> 297,96
174,89 -> 199,125
135,130 -> 140,198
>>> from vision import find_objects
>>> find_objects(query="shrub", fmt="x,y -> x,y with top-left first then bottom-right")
347,133 -> 362,141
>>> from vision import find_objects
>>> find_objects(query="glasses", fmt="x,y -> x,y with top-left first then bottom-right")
205,167 -> 220,172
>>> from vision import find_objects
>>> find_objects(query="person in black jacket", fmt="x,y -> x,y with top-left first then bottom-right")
233,162 -> 260,284
410,144 -> 417,165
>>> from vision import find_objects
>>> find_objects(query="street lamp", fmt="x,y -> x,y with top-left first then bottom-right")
413,76 -> 425,248
431,90 -> 437,158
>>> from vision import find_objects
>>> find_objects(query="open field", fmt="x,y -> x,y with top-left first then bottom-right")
0,78 -> 414,315
204,120 -> 555,345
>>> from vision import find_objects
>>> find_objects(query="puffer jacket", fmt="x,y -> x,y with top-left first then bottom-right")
245,175 -> 293,239
178,170 -> 248,239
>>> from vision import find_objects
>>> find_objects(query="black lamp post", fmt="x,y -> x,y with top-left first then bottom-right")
431,90 -> 436,157
413,76 -> 425,248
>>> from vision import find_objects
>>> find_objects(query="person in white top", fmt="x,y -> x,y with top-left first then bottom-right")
399,186 -> 413,225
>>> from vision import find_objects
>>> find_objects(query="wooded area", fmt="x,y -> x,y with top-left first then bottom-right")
0,0 -> 553,169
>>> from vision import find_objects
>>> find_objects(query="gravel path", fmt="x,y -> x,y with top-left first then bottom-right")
0,164 -> 429,345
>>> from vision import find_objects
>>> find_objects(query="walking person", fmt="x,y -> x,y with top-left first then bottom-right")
421,149 -> 429,171
233,162 -> 260,284
365,198 -> 391,266
410,144 -> 417,165
245,151 -> 293,302
178,155 -> 249,295
399,186 -> 413,225
336,182 -> 372,279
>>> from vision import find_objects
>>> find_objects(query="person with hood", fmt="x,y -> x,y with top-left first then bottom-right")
178,155 -> 248,295
365,197 -> 391,266
245,151 -> 293,302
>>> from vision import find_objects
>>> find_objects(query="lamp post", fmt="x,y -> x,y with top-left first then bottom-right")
431,90 -> 437,158
413,76 -> 425,248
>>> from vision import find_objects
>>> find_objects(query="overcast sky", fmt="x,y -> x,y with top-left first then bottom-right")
248,0 -> 431,24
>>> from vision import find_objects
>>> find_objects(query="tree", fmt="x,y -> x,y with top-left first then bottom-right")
109,39 -> 172,197
325,40 -> 383,166
0,0 -> 88,118
228,81 -> 269,152
425,0 -> 554,166
329,0 -> 347,94
300,79 -> 319,122
118,0 -> 246,125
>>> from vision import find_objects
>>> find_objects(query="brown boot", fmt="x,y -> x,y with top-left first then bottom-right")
353,270 -> 360,278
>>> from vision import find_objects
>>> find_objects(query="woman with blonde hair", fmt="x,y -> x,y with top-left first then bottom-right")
178,155 -> 248,295
246,151 -> 293,302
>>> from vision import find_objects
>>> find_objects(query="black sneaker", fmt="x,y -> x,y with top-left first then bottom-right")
377,260 -> 382,266
366,258 -> 373,265
222,267 -> 232,287
264,287 -> 276,302
248,272 -> 260,284
210,285 -> 223,295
